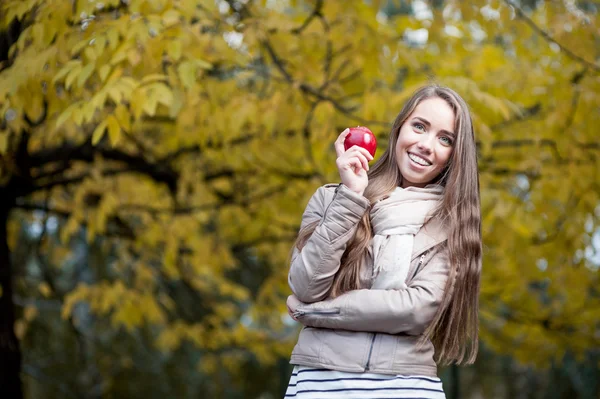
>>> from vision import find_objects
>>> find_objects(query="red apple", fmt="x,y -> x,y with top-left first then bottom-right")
344,126 -> 377,158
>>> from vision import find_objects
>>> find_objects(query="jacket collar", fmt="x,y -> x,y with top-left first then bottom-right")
411,216 -> 448,261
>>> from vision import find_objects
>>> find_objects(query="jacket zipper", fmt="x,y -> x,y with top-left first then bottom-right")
364,333 -> 377,371
409,253 -> 427,281
293,309 -> 341,317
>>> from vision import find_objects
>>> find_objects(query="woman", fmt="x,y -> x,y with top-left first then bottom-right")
285,85 -> 482,398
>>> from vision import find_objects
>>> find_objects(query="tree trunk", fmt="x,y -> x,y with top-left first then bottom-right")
0,199 -> 23,399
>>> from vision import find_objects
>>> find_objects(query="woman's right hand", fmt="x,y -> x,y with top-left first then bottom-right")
334,129 -> 373,196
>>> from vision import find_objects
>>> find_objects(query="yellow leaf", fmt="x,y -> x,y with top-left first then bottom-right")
142,93 -> 158,116
152,83 -> 173,107
99,65 -> 111,82
130,88 -> 146,120
84,47 -> 97,62
110,46 -> 128,65
14,320 -> 26,340
95,36 -> 107,53
107,28 -> 119,50
162,9 -> 181,27
23,305 -> 38,322
169,87 -> 184,118
194,59 -> 212,70
52,60 -> 81,83
38,282 -> 52,298
71,39 -> 89,55
156,328 -> 182,352
178,61 -> 196,89
77,63 -> 95,88
107,115 -> 121,145
65,65 -> 82,90
92,120 -> 108,144
141,74 -> 168,84
168,40 -> 182,61
127,49 -> 141,66
108,86 -> 123,104
55,103 -> 77,128
0,131 -> 8,155
115,104 -> 131,132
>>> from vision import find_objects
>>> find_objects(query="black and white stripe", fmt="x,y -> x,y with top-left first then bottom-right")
285,366 -> 446,399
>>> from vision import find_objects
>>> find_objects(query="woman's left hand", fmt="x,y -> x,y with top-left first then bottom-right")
287,295 -> 303,321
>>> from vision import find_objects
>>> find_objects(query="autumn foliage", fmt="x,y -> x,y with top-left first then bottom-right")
0,0 -> 599,397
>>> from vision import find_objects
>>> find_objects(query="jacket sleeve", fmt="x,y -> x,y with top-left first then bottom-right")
293,246 -> 450,335
288,184 -> 371,303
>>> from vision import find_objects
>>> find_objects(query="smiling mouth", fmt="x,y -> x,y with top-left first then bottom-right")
408,152 -> 432,166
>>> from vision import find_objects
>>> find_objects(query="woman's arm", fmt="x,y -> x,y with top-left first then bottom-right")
290,246 -> 450,334
288,183 -> 370,303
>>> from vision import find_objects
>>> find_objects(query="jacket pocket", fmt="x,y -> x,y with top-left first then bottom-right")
291,326 -> 323,361
391,335 -> 436,369
319,330 -> 372,369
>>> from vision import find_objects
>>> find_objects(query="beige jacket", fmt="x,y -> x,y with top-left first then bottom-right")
288,183 -> 450,377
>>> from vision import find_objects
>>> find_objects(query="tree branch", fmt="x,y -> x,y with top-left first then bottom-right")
261,39 -> 390,126
503,0 -> 600,72
291,0 -> 323,34
28,140 -> 178,194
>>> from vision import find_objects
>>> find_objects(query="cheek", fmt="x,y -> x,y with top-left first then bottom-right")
395,128 -> 412,151
436,147 -> 453,169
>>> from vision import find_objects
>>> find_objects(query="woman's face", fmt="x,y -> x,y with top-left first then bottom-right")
395,97 -> 456,188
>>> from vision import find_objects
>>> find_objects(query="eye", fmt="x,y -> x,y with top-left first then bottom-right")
440,136 -> 453,146
413,122 -> 426,132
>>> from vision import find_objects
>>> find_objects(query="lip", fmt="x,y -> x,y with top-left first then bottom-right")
407,151 -> 432,167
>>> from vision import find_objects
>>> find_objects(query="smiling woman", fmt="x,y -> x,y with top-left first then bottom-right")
285,85 -> 482,399
396,98 -> 456,188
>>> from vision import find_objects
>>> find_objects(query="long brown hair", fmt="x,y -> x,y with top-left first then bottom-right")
294,85 -> 482,365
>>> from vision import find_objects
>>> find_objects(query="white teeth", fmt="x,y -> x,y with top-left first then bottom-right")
408,153 -> 431,166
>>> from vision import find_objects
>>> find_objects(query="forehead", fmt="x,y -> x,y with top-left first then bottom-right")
410,97 -> 456,131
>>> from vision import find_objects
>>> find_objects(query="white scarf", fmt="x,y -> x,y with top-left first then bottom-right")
370,185 -> 443,290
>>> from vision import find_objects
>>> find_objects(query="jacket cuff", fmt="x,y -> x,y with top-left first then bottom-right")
317,184 -> 370,242
294,295 -> 348,329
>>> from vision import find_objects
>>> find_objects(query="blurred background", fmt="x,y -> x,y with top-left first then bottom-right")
0,0 -> 599,398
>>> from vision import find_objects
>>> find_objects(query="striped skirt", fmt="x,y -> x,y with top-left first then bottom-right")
285,365 -> 446,399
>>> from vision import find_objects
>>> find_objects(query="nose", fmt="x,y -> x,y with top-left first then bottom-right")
416,133 -> 434,154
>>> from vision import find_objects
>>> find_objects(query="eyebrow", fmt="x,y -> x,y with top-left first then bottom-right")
412,116 -> 456,137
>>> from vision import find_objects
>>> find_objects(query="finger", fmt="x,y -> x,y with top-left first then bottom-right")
347,145 -> 374,161
287,305 -> 296,320
358,153 -> 370,171
345,154 -> 369,172
334,128 -> 350,157
346,156 -> 364,173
